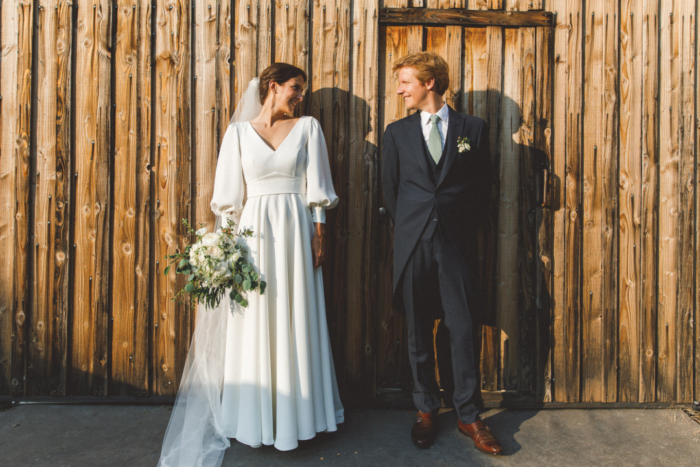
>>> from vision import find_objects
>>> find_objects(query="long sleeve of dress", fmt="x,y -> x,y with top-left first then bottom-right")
306,118 -> 339,224
210,124 -> 246,226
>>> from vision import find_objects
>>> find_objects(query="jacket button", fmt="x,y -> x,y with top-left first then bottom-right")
436,193 -> 440,197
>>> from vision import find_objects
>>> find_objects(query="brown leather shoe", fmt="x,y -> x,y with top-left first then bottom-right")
411,411 -> 436,449
458,419 -> 502,455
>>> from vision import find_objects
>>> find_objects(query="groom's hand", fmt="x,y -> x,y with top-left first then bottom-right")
312,223 -> 326,268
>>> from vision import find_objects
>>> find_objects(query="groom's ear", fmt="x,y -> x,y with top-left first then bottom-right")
424,77 -> 436,91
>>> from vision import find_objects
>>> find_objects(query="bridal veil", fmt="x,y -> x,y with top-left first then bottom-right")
157,78 -> 262,467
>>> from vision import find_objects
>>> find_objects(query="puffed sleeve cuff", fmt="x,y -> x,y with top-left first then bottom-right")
311,206 -> 326,224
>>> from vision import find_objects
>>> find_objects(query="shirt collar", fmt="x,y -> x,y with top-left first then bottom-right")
420,102 -> 449,127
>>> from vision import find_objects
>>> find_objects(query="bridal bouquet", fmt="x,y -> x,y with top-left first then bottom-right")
164,218 -> 266,309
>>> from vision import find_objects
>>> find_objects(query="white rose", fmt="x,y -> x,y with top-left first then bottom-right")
208,246 -> 225,260
195,227 -> 207,236
231,251 -> 242,263
201,232 -> 220,247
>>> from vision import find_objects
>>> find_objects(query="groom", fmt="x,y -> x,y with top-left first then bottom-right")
382,52 -> 501,455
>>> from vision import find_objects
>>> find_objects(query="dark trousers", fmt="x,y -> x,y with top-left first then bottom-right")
402,228 -> 482,424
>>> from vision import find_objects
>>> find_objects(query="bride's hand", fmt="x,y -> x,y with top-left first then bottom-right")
312,223 -> 326,268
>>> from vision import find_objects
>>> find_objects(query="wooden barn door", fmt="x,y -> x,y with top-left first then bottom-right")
376,11 -> 554,402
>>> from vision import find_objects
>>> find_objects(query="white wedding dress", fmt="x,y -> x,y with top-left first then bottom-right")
158,116 -> 343,467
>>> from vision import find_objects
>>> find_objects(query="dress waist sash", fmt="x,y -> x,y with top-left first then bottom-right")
246,177 -> 305,198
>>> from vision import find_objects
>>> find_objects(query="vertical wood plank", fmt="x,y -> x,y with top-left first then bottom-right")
463,26 -> 502,393
581,0 -> 619,403
517,26 -> 536,392
274,0 -> 309,73
234,0 -> 272,105
30,0 -> 72,396
550,0 -> 568,404
497,27 -> 522,390
601,0 -> 620,405
696,0 -> 700,404
219,0 -> 232,142
310,0 -> 351,396
50,0 -> 73,397
618,0 -> 643,402
676,1 -> 694,403
534,26 -> 553,401
462,28 -> 487,119
555,0 -> 583,403
0,0 -> 33,396
194,0 -> 224,233
71,0 -> 112,396
480,25 -> 503,391
376,24 -> 422,391
111,0 -> 152,397
349,0 -> 379,402
657,0 -> 680,403
639,0 -> 659,403
153,0 -> 192,397
426,26 -> 462,112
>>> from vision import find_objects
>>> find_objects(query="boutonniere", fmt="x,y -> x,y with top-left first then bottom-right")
457,136 -> 471,153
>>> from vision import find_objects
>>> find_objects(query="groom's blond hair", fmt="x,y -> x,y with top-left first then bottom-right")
393,52 -> 450,96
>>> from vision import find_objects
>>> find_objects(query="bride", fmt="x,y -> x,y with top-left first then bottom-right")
158,63 -> 344,467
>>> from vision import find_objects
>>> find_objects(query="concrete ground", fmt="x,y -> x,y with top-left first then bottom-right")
1,404 -> 698,467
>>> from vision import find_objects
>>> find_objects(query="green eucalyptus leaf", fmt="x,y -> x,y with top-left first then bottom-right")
243,280 -> 251,290
260,281 -> 267,294
234,274 -> 242,284
240,299 -> 248,307
164,266 -> 170,276
184,283 -> 194,293
179,258 -> 188,268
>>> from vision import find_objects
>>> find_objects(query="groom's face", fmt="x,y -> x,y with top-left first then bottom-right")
397,67 -> 431,111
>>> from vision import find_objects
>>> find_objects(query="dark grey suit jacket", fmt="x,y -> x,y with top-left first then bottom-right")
382,106 -> 492,315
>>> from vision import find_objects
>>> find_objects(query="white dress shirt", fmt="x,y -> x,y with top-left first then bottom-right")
420,102 -> 449,151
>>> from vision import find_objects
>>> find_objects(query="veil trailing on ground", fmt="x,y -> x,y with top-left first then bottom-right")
158,78 -> 262,467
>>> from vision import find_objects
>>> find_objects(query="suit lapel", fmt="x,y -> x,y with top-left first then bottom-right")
404,112 -> 433,181
436,106 -> 465,187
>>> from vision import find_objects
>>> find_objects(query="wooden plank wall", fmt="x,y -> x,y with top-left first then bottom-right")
1,0 -> 699,405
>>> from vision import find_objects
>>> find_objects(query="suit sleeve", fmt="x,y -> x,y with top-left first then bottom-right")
476,121 -> 493,223
382,125 -> 399,221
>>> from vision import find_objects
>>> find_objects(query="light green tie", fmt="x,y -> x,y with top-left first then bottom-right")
428,114 -> 442,164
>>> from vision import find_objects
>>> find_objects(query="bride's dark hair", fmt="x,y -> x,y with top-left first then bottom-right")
258,63 -> 307,103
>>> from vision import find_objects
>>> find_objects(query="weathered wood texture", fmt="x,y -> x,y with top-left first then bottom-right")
70,0 -> 113,396
152,0 -> 193,397
1,0 -> 34,397
618,0 -> 642,403
379,8 -> 554,27
2,0 -> 699,405
581,0 -> 618,403
111,0 -> 152,397
29,0 -> 73,397
640,0 -> 659,404
478,25 -> 503,393
552,0 -> 583,403
534,25 -> 553,402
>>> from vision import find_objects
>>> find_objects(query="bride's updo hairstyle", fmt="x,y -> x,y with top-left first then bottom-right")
258,63 -> 308,103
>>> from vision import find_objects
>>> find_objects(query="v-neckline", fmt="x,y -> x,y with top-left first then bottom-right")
247,117 -> 303,153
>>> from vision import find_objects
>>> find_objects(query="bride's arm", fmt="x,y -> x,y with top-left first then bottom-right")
210,124 -> 246,227
306,118 -> 338,267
